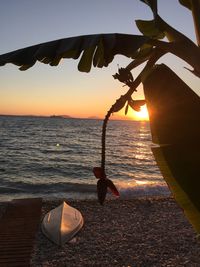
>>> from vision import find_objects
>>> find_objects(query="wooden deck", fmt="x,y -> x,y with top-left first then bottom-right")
0,198 -> 42,267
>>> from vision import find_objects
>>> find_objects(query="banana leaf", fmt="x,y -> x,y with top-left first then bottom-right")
136,19 -> 165,39
143,64 -> 200,233
139,0 -> 157,16
0,34 -> 148,72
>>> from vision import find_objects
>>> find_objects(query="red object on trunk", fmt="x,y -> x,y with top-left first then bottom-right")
106,179 -> 120,196
93,167 -> 106,179
93,167 -> 120,204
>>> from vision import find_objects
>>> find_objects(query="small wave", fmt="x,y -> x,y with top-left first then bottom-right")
0,179 -> 170,201
0,186 -> 27,194
117,181 -> 170,198
41,149 -> 74,154
0,181 -> 96,195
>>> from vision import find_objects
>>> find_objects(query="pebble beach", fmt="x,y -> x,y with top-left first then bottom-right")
29,197 -> 200,267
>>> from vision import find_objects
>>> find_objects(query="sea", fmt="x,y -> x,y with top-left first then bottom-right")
0,116 -> 170,201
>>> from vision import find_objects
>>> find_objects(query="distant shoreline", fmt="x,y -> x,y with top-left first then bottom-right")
0,114 -> 102,120
0,114 -> 72,119
0,114 -> 149,122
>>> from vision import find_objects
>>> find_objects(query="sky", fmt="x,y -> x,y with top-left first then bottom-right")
0,0 -> 199,120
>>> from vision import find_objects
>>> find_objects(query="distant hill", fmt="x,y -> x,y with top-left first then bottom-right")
63,115 -> 72,118
49,115 -> 72,119
87,116 -> 101,120
0,114 -> 104,120
0,114 -> 73,119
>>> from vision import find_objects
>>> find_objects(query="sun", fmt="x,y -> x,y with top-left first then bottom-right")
130,105 -> 149,121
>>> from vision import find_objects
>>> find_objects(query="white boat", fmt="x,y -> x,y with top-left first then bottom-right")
41,201 -> 84,246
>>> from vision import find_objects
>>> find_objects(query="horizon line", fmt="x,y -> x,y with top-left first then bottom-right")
0,113 -> 149,122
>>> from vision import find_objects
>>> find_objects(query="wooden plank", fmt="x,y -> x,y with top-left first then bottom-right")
0,198 -> 42,267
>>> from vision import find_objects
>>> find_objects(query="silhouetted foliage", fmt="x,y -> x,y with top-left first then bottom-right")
0,1 -> 200,213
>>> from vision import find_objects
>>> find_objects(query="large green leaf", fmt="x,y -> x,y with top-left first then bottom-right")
134,44 -> 153,58
139,0 -> 157,16
136,19 -> 165,39
143,64 -> 200,234
136,15 -> 193,43
125,44 -> 154,72
0,34 -> 149,72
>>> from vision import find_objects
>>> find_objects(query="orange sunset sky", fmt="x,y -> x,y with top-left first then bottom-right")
0,1 -> 199,120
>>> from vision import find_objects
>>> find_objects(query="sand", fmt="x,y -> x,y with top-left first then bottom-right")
29,196 -> 200,267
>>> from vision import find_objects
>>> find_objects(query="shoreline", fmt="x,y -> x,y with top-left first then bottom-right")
29,196 -> 200,266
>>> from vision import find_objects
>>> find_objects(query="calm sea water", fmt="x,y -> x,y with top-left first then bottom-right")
0,116 -> 170,201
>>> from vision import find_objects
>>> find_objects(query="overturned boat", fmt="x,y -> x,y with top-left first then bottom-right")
42,201 -> 84,246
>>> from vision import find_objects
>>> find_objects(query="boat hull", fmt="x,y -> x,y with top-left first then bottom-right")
42,201 -> 84,246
